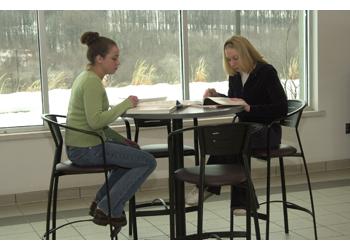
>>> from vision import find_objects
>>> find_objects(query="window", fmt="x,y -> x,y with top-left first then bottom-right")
44,10 -> 180,116
0,11 -> 41,128
0,10 -> 309,132
187,10 -> 306,100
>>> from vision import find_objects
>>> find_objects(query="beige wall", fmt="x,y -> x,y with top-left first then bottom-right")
0,10 -> 349,196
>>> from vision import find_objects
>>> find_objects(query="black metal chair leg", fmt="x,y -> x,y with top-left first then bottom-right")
265,158 -> 271,240
249,183 -> 261,240
126,195 -> 138,240
301,154 -> 318,240
128,196 -> 135,236
279,157 -> 289,234
253,209 -> 261,240
132,201 -> 138,240
52,177 -> 59,240
230,210 -> 234,240
246,197 -> 251,239
45,174 -> 55,240
111,225 -> 121,239
103,171 -> 115,240
169,175 -> 176,240
230,186 -> 234,240
197,185 -> 204,240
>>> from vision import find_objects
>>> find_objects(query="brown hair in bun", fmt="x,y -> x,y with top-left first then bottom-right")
81,31 -> 100,46
80,31 -> 117,65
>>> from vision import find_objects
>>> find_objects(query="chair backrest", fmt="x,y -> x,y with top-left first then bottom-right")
168,122 -> 254,164
281,99 -> 306,129
42,114 -> 105,166
125,118 -> 198,152
42,114 -> 66,167
134,119 -> 171,142
168,122 -> 255,185
198,122 -> 253,158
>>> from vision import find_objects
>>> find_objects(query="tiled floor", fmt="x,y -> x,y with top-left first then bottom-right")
1,171 -> 350,240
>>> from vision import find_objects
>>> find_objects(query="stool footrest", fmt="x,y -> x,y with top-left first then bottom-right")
42,219 -> 93,239
259,200 -> 314,216
179,230 -> 248,240
135,198 -> 169,210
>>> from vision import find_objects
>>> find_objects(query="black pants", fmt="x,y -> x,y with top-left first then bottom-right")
206,124 -> 282,206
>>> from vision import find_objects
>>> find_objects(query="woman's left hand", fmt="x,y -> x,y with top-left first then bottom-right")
128,95 -> 139,107
230,98 -> 250,112
123,138 -> 140,149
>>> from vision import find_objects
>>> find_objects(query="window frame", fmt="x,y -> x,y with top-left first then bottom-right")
0,10 -> 313,134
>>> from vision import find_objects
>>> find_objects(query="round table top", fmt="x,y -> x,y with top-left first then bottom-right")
122,105 -> 243,120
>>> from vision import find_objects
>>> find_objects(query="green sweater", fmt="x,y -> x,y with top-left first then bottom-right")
65,70 -> 133,147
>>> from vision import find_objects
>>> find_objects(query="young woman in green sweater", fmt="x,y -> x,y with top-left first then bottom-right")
65,31 -> 156,227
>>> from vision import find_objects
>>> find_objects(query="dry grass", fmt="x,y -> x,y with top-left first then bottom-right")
0,73 -> 11,94
25,71 -> 69,91
288,56 -> 299,80
193,57 -> 208,82
281,56 -> 299,99
131,59 -> 157,85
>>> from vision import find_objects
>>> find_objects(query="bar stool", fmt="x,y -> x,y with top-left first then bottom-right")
42,114 -> 121,240
251,100 -> 318,240
123,118 -> 199,239
168,122 -> 261,240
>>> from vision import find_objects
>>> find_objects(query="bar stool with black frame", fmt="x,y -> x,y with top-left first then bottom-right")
42,114 -> 122,240
168,122 -> 261,240
123,117 -> 199,239
250,99 -> 318,240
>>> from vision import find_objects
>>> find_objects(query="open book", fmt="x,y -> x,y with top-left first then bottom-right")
125,98 -> 178,114
203,97 -> 242,107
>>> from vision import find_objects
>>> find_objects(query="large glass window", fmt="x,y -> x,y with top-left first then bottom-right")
0,10 -> 309,131
45,10 -> 180,116
187,10 -> 305,100
0,10 -> 41,128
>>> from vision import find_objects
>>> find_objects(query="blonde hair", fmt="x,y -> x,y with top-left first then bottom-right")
222,35 -> 267,76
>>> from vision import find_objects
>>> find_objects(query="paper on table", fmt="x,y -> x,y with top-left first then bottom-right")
109,96 -> 167,107
125,99 -> 178,114
138,97 -> 167,103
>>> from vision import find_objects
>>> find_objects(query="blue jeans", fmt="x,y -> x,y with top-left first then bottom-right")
67,141 -> 156,217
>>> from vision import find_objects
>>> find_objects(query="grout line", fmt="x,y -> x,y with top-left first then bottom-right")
1,177 -> 350,240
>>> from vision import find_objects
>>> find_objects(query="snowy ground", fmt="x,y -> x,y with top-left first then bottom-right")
0,81 -> 229,128
0,79 -> 299,129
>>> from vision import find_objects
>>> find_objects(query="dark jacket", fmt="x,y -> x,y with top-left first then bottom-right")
221,62 -> 288,147
226,62 -> 288,124
206,62 -> 288,194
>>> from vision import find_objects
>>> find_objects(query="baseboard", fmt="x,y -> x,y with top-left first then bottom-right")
1,158 -> 349,206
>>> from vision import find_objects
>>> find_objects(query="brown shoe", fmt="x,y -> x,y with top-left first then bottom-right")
89,201 -> 126,218
93,208 -> 127,227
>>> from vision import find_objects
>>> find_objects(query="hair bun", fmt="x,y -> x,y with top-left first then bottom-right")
81,32 -> 100,46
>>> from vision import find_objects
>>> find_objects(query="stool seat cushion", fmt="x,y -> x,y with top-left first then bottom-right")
251,144 -> 297,158
174,163 -> 247,186
141,144 -> 196,158
56,160 -> 117,175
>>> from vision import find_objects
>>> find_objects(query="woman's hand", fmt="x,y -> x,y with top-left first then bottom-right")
123,138 -> 140,149
128,95 -> 139,107
230,98 -> 250,112
203,88 -> 218,98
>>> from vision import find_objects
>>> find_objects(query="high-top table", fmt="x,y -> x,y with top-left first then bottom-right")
123,104 -> 243,239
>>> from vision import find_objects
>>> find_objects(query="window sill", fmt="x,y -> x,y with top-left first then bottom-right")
302,109 -> 326,118
0,110 -> 326,142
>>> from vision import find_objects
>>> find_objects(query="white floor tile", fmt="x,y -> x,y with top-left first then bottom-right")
1,177 -> 350,240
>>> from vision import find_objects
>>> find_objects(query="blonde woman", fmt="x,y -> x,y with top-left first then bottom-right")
186,35 -> 288,208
